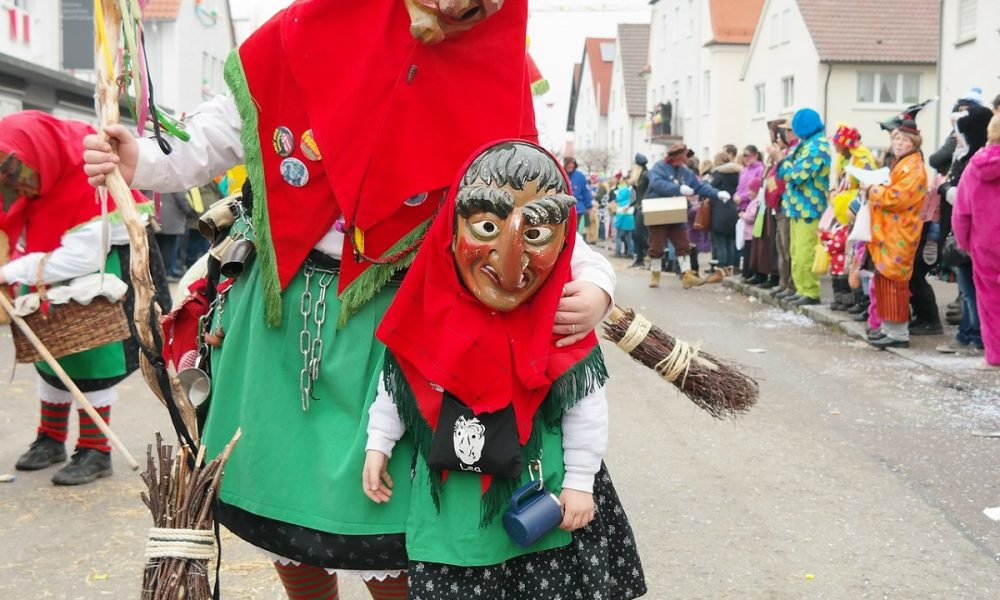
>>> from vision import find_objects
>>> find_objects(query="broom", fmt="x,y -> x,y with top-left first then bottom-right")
95,2 -> 237,597
602,306 -> 758,418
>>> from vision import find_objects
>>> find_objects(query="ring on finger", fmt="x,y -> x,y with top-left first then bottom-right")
571,323 -> 577,334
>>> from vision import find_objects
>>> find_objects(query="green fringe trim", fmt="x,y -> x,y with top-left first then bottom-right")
336,219 -> 431,328
383,347 -> 608,527
224,49 -> 283,326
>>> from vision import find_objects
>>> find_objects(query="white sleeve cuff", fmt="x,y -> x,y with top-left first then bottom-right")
366,374 -> 406,458
561,470 -> 596,494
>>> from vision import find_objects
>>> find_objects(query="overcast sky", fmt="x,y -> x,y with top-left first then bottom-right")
234,1 -> 652,151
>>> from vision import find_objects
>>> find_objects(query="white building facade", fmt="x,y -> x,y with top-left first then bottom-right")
741,0 -> 939,153
607,24 -> 650,173
937,0 -> 1000,139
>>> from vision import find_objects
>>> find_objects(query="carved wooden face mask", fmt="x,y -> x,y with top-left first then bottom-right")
452,143 -> 575,312
0,151 -> 40,211
404,0 -> 504,44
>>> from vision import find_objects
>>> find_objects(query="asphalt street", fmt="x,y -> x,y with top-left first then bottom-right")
1,257 -> 998,599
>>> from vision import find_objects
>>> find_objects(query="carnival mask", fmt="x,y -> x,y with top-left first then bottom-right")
404,0 -> 504,44
452,142 -> 575,312
0,151 -> 40,211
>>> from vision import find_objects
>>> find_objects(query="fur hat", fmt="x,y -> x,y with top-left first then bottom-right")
634,152 -> 648,166
791,108 -> 824,139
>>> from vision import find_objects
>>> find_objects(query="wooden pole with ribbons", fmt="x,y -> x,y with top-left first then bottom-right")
94,0 -> 198,443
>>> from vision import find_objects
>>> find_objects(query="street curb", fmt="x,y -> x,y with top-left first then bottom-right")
720,277 -> 996,391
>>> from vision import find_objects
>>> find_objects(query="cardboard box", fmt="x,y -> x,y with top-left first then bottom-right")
641,196 -> 688,225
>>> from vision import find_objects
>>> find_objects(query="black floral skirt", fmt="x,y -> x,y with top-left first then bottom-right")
408,464 -> 646,599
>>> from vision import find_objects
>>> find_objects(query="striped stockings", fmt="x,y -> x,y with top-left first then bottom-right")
38,400 -> 70,442
273,562 -> 408,600
76,406 -> 111,452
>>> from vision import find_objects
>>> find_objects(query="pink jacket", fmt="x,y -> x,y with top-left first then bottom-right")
953,144 -> 1000,276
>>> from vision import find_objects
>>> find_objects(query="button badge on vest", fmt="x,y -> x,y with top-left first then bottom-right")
280,157 -> 310,187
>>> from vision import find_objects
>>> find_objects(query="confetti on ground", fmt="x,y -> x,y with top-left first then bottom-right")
747,348 -> 766,354
0,474 -> 15,483
983,507 -> 1000,522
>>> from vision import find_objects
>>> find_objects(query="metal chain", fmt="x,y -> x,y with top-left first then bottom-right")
299,261 -> 337,411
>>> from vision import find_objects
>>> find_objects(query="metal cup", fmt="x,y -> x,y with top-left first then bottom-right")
177,367 -> 211,407
220,238 -> 256,278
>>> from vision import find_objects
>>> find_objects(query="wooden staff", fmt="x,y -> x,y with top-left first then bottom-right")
0,231 -> 10,326
94,0 -> 197,442
0,292 -> 138,469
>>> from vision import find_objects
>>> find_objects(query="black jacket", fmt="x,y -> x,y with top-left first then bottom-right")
707,162 -> 742,235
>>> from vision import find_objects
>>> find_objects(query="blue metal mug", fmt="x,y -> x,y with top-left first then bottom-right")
502,480 -> 562,548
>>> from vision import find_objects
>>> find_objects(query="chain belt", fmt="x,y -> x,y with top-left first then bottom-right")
299,258 -> 339,411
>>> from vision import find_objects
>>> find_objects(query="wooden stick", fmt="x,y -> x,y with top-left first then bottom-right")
0,292 -> 139,469
95,0 -> 198,442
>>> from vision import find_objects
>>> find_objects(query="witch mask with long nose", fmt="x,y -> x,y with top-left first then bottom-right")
451,142 -> 576,312
404,0 -> 505,44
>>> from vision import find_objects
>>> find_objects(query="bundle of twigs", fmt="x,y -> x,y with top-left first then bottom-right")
140,429 -> 241,600
602,306 -> 757,418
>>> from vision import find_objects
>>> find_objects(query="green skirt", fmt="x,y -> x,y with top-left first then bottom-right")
202,260 -> 414,537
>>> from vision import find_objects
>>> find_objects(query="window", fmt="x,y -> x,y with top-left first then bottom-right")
781,76 -> 795,109
685,75 -> 692,120
14,0 -> 31,9
673,6 -> 680,44
687,0 -> 694,38
660,12 -> 667,49
780,10 -> 790,43
753,83 -> 766,115
856,72 -> 921,105
769,13 -> 778,46
619,127 -> 624,149
957,0 -> 977,42
702,70 -> 711,113
599,42 -> 615,62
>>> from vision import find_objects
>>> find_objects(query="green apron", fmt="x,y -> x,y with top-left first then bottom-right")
404,422 -> 572,566
202,261 -> 414,535
35,248 -> 127,381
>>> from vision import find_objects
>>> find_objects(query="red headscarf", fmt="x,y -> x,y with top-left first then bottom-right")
0,111 -> 145,255
376,141 -> 598,448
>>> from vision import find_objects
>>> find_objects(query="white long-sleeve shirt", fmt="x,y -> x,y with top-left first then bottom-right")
130,95 -> 616,300
1,218 -> 137,285
366,375 -> 608,494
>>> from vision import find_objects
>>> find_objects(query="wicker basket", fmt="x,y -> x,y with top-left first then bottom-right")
10,255 -> 132,364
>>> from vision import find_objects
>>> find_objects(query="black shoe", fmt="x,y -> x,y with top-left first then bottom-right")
867,329 -> 886,341
909,321 -> 944,336
792,296 -> 820,306
772,288 -> 793,299
945,313 -> 962,326
51,448 -> 112,485
868,336 -> 909,350
852,310 -> 869,322
628,260 -> 645,269
759,277 -> 779,289
15,434 -> 67,471
847,302 -> 868,315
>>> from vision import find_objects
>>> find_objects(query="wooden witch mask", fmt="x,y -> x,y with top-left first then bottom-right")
404,0 -> 505,44
451,142 -> 575,312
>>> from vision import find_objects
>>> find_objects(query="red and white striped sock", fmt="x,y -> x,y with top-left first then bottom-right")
363,572 -> 408,600
76,406 -> 111,453
37,400 -> 70,443
273,562 -> 339,600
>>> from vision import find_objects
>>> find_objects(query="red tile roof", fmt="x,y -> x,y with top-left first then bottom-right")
143,0 -> 182,21
584,37 -> 615,116
707,0 -> 765,44
616,24 -> 649,117
796,0 -> 939,63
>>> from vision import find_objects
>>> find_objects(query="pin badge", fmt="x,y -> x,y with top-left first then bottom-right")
404,191 -> 429,206
272,126 -> 295,157
300,129 -> 322,161
280,157 -> 310,187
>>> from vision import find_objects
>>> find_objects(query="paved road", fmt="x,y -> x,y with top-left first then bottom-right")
1,260 -> 998,599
